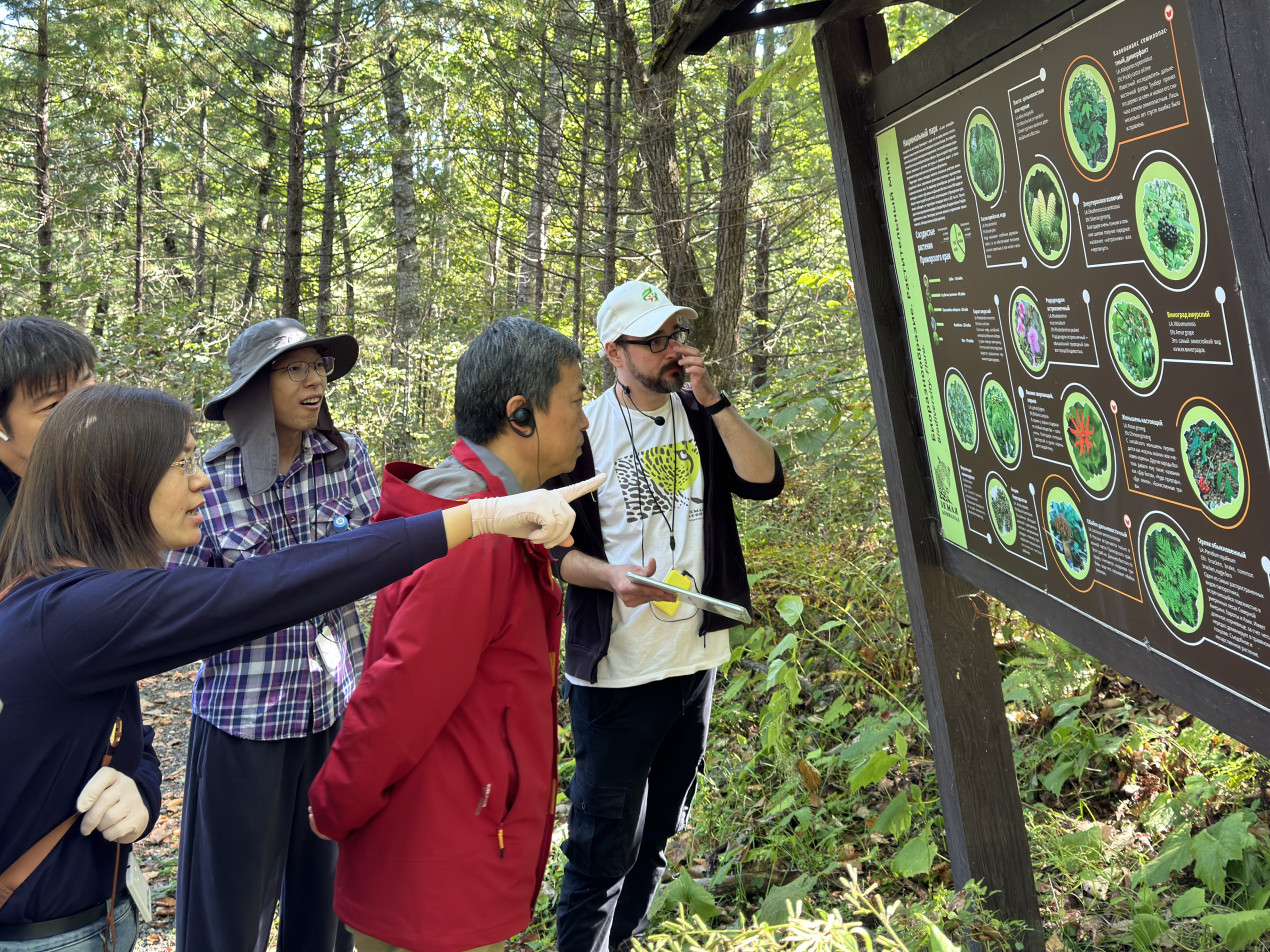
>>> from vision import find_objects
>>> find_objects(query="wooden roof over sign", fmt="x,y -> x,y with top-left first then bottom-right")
651,0 -> 978,73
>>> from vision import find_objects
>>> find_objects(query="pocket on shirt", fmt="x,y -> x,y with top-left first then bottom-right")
216,520 -> 270,565
315,497 -> 354,537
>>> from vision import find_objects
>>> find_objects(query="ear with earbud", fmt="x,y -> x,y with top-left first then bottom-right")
0,430 -> 9,442
508,404 -> 535,437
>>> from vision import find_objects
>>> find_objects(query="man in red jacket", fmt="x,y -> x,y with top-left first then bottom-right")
308,316 -> 590,952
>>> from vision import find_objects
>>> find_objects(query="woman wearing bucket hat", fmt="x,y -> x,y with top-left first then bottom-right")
166,318 -> 378,952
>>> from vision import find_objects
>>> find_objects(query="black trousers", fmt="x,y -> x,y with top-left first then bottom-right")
174,714 -> 353,952
556,669 -> 715,952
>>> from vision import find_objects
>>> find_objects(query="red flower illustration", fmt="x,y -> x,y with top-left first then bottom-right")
1068,408 -> 1096,456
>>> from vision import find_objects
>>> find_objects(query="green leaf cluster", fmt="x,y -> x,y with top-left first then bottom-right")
1024,170 -> 1064,257
1141,177 -> 1198,273
966,122 -> 1000,199
1067,69 -> 1109,167
983,384 -> 1018,461
1144,526 -> 1200,629
1109,299 -> 1157,386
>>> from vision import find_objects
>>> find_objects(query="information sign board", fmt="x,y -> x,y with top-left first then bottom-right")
876,0 -> 1270,710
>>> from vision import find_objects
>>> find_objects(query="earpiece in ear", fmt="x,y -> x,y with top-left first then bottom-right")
508,404 -> 535,437
0,430 -> 9,442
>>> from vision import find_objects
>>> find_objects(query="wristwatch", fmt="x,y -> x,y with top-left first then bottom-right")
704,391 -> 731,416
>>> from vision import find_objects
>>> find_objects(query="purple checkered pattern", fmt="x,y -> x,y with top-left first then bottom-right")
165,430 -> 381,739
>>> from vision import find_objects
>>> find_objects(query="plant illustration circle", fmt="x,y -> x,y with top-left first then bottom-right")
1063,61 -> 1116,175
1106,290 -> 1158,390
950,222 -> 966,263
1136,160 -> 1201,281
944,372 -> 977,451
1046,486 -> 1091,580
987,477 -> 1016,546
965,112 -> 1003,202
1009,291 -> 1047,374
1179,407 -> 1245,519
1062,392 -> 1112,493
981,379 -> 1019,466
1143,521 -> 1203,634
1022,164 -> 1068,262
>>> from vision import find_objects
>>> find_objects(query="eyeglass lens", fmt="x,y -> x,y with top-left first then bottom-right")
283,356 -> 335,382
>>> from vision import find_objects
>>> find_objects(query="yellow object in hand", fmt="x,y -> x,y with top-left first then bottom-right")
652,569 -> 692,616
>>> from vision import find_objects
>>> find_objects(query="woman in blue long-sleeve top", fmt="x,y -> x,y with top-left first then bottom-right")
0,384 -> 600,950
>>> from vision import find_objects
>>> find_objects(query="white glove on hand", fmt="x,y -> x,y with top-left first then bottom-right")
469,473 -> 607,549
78,766 -> 150,844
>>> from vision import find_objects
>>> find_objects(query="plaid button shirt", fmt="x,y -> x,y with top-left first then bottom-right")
165,430 -> 381,740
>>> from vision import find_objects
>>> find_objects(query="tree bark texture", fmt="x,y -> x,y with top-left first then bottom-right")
379,42 -> 421,359
35,0 -> 52,313
242,60 -> 277,315
317,0 -> 348,335
282,0 -> 309,323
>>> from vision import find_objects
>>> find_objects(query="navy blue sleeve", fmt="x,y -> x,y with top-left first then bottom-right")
37,511 -> 450,695
135,723 -> 162,839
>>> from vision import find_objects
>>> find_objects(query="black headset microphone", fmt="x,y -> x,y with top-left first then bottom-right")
619,382 -> 665,426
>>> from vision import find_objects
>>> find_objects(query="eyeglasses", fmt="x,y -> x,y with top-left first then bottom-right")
273,356 -> 335,382
617,328 -> 690,354
173,448 -> 205,478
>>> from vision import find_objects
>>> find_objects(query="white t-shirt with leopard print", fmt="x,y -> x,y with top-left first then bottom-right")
568,387 -> 731,688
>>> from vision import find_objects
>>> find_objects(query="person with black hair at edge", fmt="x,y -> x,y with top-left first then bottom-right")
309,316 -> 597,952
165,318 -> 378,952
545,280 -> 785,952
0,316 -> 97,534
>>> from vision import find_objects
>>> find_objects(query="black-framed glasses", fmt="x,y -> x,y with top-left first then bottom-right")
273,356 -> 335,382
617,328 -> 690,354
173,448 -> 205,478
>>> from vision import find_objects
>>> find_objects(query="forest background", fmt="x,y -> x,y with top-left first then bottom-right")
6,0 -> 1270,948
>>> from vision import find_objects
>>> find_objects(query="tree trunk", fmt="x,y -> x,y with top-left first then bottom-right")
570,48 -> 595,344
195,89 -> 208,304
515,12 -> 568,316
337,184 -> 355,327
317,0 -> 348,334
134,27 -> 148,318
281,0 -> 309,322
486,100 -> 511,316
378,41 -> 421,357
242,61 -> 277,315
600,12 -> 621,299
34,0 -> 52,313
751,31 -> 776,390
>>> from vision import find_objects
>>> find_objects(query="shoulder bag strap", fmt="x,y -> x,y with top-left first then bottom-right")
0,716 -> 123,911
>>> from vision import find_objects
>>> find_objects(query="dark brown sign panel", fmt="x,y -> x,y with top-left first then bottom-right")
876,0 -> 1270,709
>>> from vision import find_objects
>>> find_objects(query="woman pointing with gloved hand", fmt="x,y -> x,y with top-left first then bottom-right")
0,383 -> 601,950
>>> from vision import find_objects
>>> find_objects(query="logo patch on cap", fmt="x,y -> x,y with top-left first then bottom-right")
642,288 -> 659,302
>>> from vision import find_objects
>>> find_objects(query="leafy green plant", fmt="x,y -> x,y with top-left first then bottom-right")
1144,524 -> 1201,630
1066,67 -> 1110,169
1064,397 -> 1109,488
1024,168 -> 1065,258
944,375 -> 975,449
1108,297 -> 1157,388
988,481 -> 1013,538
1184,418 -> 1241,512
982,383 -> 1018,463
1140,177 -> 1197,274
966,119 -> 1001,201
1011,296 -> 1046,372
1048,498 -> 1088,574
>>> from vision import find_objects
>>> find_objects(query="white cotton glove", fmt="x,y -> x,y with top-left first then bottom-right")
469,473 -> 607,549
77,766 -> 150,844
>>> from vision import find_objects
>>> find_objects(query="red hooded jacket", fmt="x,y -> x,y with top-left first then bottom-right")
309,442 -> 561,951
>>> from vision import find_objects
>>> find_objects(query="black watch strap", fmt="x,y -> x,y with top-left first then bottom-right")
704,391 -> 731,416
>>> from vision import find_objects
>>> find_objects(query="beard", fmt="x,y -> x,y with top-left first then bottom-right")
628,361 -> 684,395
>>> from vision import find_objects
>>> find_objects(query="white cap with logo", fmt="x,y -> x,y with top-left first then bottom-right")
596,280 -> 697,354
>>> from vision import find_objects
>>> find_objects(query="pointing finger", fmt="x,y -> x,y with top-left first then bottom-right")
556,472 -> 606,502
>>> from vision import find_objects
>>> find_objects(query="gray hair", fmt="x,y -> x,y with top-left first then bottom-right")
455,316 -> 583,445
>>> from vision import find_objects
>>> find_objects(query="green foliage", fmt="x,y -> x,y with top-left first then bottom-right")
1141,177 -> 1197,273
987,482 -> 1013,537
1023,169 -> 1064,257
966,121 -> 1001,200
1144,525 -> 1201,629
982,384 -> 1017,462
1184,418 -> 1240,510
1066,68 -> 1109,168
945,375 -> 975,449
1109,298 -> 1157,387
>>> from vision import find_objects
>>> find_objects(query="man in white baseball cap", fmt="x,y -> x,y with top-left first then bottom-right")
548,279 -> 785,952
